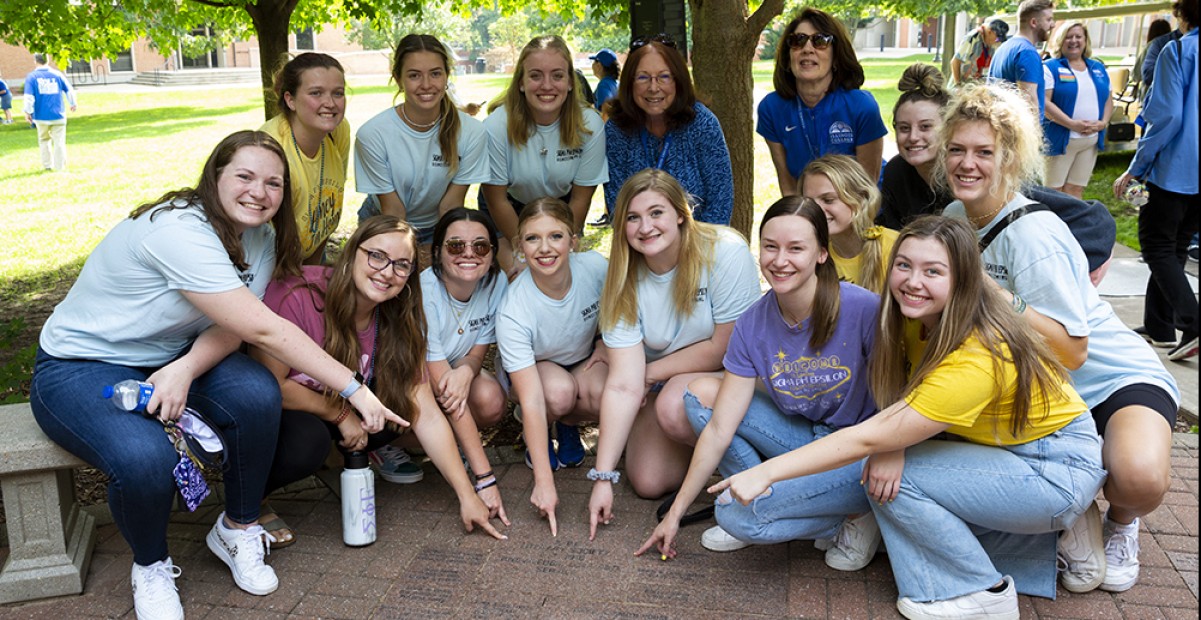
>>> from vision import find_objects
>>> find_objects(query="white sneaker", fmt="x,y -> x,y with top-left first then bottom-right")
131,558 -> 183,620
897,575 -> 1019,620
206,513 -> 279,595
1100,517 -> 1140,592
825,512 -> 882,571
701,525 -> 750,552
1057,501 -> 1106,593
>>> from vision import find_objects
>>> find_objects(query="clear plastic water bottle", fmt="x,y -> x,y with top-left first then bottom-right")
102,379 -> 154,412
340,450 -> 376,546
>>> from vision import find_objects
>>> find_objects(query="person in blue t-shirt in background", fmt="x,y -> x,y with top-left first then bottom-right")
758,7 -> 887,196
989,0 -> 1056,116
23,54 -> 77,170
0,71 -> 14,125
590,48 -> 619,117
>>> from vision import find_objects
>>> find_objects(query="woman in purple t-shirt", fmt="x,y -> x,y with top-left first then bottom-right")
637,197 -> 884,567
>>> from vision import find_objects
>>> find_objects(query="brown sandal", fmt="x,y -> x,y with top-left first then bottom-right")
259,505 -> 296,548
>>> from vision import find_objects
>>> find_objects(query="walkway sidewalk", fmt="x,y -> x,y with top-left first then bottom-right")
2,247 -> 1197,619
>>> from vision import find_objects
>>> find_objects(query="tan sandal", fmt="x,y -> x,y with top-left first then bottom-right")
258,504 -> 296,548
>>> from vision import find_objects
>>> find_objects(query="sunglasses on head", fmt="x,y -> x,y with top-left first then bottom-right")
786,32 -> 835,50
631,33 -> 677,51
444,238 -> 494,257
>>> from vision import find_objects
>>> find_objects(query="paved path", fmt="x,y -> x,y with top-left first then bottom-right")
2,247 -> 1197,619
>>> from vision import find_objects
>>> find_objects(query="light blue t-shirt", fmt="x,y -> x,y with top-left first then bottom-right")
354,107 -> 489,230
496,251 -> 608,372
602,229 -> 761,361
944,194 -> 1179,407
483,105 -> 609,204
40,201 -> 276,366
420,267 -> 507,364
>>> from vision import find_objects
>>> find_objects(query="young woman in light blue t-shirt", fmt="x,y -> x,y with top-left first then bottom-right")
588,169 -> 760,540
495,197 -> 609,536
481,35 -> 607,275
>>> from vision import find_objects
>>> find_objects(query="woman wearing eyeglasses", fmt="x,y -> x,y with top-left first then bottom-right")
760,8 -> 887,196
355,34 -> 489,256
482,35 -> 608,275
255,215 -> 506,546
602,36 -> 734,225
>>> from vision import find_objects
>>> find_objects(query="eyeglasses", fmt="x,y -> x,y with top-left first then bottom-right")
443,238 -> 493,257
634,72 -> 674,87
360,248 -> 414,276
786,32 -> 835,50
630,33 -> 677,51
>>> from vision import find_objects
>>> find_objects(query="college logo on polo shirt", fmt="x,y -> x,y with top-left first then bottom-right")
829,121 -> 854,145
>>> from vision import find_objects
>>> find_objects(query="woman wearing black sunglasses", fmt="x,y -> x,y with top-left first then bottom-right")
602,35 -> 734,225
760,8 -> 887,196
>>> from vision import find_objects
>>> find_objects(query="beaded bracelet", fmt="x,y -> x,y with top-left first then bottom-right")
333,402 -> 352,425
474,477 -> 497,492
473,470 -> 494,482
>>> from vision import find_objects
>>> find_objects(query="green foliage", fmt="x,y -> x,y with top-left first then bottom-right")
346,0 -> 473,51
0,319 -> 34,404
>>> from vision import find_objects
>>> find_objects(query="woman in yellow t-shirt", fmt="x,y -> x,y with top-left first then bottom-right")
261,53 -> 352,263
710,216 -> 1106,619
800,154 -> 897,294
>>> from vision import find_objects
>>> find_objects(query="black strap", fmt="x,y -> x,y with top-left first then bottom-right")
978,203 -> 1051,252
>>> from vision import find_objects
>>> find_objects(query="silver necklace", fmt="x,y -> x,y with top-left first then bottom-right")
399,103 -> 438,130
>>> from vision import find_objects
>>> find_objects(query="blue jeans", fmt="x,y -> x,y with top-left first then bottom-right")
872,413 -> 1106,602
684,390 -> 871,544
30,348 -> 282,566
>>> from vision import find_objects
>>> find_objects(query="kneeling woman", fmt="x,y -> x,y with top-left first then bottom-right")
496,197 -> 610,535
31,131 -> 404,618
588,169 -> 761,539
254,215 -> 505,541
638,199 -> 881,567
712,217 -> 1106,618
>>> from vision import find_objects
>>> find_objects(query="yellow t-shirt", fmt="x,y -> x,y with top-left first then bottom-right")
830,226 -> 899,294
904,330 -> 1086,445
260,115 -> 351,260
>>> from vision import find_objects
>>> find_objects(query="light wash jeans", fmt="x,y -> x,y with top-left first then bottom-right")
685,390 -> 871,544
872,413 -> 1106,602
30,348 -> 281,566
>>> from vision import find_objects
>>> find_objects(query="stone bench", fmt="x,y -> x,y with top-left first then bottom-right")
0,402 -> 96,604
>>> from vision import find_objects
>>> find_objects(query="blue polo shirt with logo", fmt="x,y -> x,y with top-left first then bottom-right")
756,87 -> 887,180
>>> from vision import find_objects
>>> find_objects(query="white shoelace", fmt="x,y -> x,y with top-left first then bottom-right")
138,561 -> 182,598
1105,531 -> 1137,565
375,445 -> 412,466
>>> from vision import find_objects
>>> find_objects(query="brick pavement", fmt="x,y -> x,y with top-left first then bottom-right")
2,431 -> 1197,619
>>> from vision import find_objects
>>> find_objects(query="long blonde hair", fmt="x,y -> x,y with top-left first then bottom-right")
600,169 -> 722,331
870,216 -> 1068,439
502,35 -> 591,149
802,155 -> 888,293
392,34 -> 461,177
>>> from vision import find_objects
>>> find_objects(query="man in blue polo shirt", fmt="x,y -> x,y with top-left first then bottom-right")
23,54 -> 76,171
989,0 -> 1055,115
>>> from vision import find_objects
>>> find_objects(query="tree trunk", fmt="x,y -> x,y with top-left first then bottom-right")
689,0 -> 783,239
245,0 -> 301,121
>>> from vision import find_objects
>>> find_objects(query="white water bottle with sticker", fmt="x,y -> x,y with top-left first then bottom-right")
341,450 -> 377,546
103,379 -> 154,412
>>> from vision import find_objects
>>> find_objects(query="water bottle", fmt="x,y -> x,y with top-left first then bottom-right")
103,379 -> 154,412
340,450 -> 376,546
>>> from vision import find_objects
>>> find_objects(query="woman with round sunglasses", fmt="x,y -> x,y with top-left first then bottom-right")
603,35 -> 733,225
759,8 -> 887,196
482,35 -> 608,275
355,34 -> 488,254
419,208 -> 510,521
254,215 -> 506,544
261,52 -> 350,264
588,169 -> 760,540
496,197 -> 610,536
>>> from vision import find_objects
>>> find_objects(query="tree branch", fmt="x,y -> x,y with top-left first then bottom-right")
748,0 -> 786,34
187,0 -> 246,9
